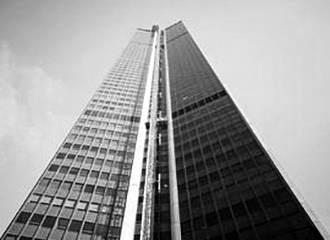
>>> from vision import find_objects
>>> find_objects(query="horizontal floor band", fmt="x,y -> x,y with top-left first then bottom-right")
172,90 -> 227,119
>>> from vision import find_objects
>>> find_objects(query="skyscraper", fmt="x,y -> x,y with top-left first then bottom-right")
1,22 -> 327,240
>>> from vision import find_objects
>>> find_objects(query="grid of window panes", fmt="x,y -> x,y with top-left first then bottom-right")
153,123 -> 171,240
133,128 -> 148,240
153,33 -> 171,240
134,31 -> 171,240
2,30 -> 154,240
165,22 -> 224,114
166,22 -> 324,240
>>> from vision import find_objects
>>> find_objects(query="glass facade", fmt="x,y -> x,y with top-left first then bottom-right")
1,22 -> 326,240
165,22 -> 324,240
2,29 -> 154,240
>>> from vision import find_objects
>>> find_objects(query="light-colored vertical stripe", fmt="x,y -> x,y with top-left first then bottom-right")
163,32 -> 182,240
140,28 -> 160,240
120,29 -> 158,240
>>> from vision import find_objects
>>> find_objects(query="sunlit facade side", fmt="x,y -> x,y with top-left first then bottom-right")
1,28 -> 155,240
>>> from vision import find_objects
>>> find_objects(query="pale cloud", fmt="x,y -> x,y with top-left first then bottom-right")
0,43 -> 74,234
0,43 -> 67,163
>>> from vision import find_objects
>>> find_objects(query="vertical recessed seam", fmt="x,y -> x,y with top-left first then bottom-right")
163,32 -> 182,240
120,30 -> 158,240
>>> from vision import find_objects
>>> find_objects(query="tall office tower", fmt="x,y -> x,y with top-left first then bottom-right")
162,22 -> 326,240
1,22 -> 327,240
1,26 -> 157,240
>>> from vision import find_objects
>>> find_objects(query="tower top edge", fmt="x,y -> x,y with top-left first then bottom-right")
136,25 -> 159,33
165,20 -> 184,30
136,21 -> 183,32
136,28 -> 152,32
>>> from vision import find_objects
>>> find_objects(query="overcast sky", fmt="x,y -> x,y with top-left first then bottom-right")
0,0 -> 329,235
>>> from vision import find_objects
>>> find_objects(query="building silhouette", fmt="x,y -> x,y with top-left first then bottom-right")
1,22 -> 327,240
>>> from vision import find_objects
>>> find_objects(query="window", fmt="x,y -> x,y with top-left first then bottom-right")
76,155 -> 84,163
40,196 -> 52,204
243,159 -> 255,170
61,182 -> 72,192
225,231 -> 239,240
95,158 -> 104,166
89,203 -> 99,212
198,175 -> 208,186
39,178 -> 51,187
95,138 -> 102,144
95,186 -> 105,196
205,157 -> 216,168
4,235 -> 16,240
83,222 -> 95,234
73,183 -> 83,192
101,205 -> 111,213
59,166 -> 69,174
100,172 -> 109,180
69,220 -> 82,232
97,224 -> 109,236
86,137 -> 93,144
188,180 -> 197,190
68,133 -> 78,140
260,193 -> 276,208
110,174 -> 120,181
85,157 -> 94,165
206,212 -> 218,226
219,207 -> 232,220
49,180 -> 61,191
64,199 -> 76,208
181,220 -> 192,233
77,201 -> 88,210
210,171 -> 220,182
73,144 -> 81,150
30,214 -> 43,225
115,196 -> 126,208
202,192 -> 213,206
80,169 -> 89,177
83,127 -> 90,132
57,218 -> 69,230
232,203 -> 247,217
193,216 -> 204,231
82,145 -> 90,151
90,171 -> 99,178
48,164 -> 59,172
63,143 -> 72,149
246,198 -> 261,213
69,167 -> 79,175
56,153 -> 66,159
185,166 -> 194,177
106,188 -> 115,196
16,212 -> 31,223
103,139 -> 111,145
100,148 -> 107,155
53,198 -> 64,206
67,154 -> 75,160
191,197 -> 201,208
29,194 -> 41,203
274,188 -> 291,203
77,135 -> 85,142
91,147 -> 99,152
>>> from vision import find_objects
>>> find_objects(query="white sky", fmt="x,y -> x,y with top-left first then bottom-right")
0,0 -> 329,235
